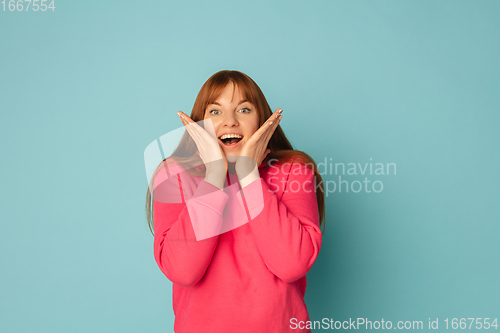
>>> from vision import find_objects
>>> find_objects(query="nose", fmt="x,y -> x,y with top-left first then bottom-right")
221,111 -> 238,127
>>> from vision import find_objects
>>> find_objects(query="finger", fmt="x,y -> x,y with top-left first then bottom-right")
181,113 -> 215,142
178,113 -> 207,153
178,112 -> 198,136
178,111 -> 199,128
266,108 -> 283,124
262,109 -> 283,133
177,111 -> 191,121
178,111 -> 208,143
251,109 -> 282,140
178,112 -> 198,128
177,111 -> 187,125
178,112 -> 225,163
178,113 -> 197,138
177,111 -> 192,124
261,114 -> 282,143
273,108 -> 283,119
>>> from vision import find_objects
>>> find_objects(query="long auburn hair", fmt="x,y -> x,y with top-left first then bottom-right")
145,70 -> 325,235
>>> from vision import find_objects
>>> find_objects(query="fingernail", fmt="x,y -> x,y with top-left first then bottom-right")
177,111 -> 183,118
278,109 -> 283,114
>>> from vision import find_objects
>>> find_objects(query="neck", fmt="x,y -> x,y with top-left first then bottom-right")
227,162 -> 236,174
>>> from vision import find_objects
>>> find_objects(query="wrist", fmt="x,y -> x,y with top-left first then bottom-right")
204,170 -> 226,190
205,165 -> 227,190
237,162 -> 260,188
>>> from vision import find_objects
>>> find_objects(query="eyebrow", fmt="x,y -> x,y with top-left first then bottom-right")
211,99 -> 248,107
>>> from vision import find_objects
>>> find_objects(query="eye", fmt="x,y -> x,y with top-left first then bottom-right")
209,109 -> 221,115
239,107 -> 251,113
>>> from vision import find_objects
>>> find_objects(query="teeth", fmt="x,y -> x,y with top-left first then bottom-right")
219,134 -> 243,140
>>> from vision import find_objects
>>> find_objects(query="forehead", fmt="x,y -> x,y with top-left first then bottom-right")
210,82 -> 249,105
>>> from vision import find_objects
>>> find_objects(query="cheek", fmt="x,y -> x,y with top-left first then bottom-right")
249,115 -> 260,133
253,119 -> 260,134
245,124 -> 259,138
205,117 -> 221,131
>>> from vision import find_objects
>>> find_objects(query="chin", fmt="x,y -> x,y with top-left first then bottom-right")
221,147 -> 240,156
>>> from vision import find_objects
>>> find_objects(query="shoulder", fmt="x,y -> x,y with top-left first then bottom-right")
260,155 -> 317,197
151,158 -> 186,188
154,157 -> 190,176
264,155 -> 315,176
261,156 -> 316,194
152,157 -> 201,203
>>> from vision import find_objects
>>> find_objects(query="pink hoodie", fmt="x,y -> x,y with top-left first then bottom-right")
153,157 -> 322,333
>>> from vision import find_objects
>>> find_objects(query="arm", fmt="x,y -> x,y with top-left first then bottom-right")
237,160 -> 322,282
153,168 -> 229,287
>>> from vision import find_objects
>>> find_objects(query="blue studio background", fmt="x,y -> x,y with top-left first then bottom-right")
1,1 -> 499,332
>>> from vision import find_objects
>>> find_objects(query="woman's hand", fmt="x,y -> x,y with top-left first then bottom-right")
235,109 -> 283,187
177,111 -> 228,189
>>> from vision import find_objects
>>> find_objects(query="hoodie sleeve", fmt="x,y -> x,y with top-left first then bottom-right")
236,159 -> 322,283
153,166 -> 229,287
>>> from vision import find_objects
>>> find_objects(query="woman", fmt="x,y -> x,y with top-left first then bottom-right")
145,70 -> 325,332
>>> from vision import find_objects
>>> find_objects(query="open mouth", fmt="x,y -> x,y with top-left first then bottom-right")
218,133 -> 243,147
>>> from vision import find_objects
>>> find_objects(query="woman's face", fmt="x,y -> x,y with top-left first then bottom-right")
204,82 -> 260,157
